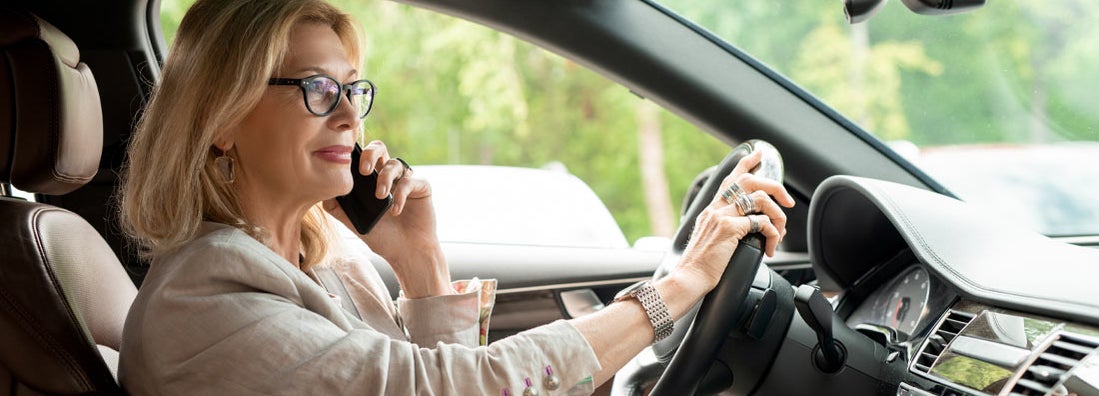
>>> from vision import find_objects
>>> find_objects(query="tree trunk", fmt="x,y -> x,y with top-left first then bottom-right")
849,22 -> 870,127
1029,77 -> 1049,143
636,101 -> 675,237
479,142 -> 493,165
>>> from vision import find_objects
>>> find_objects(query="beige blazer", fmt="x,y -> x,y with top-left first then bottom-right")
119,222 -> 600,395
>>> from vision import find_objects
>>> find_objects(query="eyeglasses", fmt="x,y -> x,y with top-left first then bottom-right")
267,74 -> 376,119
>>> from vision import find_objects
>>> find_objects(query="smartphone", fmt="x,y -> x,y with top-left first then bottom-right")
336,144 -> 393,234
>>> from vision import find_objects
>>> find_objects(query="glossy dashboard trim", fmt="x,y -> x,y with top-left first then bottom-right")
497,277 -> 650,295
908,301 -> 1099,396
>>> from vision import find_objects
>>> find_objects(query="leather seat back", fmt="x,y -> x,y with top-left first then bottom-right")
1,9 -> 136,395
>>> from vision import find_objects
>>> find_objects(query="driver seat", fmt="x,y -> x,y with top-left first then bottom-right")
0,9 -> 136,395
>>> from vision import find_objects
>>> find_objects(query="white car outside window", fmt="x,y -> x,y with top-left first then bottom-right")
413,165 -> 630,249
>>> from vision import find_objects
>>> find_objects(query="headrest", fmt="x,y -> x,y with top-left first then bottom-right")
1,9 -> 102,195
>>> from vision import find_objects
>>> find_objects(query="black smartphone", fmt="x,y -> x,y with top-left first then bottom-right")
336,143 -> 393,234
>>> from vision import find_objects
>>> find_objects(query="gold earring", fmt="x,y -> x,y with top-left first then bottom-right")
213,148 -> 235,183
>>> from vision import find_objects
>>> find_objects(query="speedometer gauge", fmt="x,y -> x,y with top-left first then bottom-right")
846,266 -> 933,339
878,267 -> 931,336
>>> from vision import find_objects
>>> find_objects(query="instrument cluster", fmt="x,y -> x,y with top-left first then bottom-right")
845,266 -> 954,342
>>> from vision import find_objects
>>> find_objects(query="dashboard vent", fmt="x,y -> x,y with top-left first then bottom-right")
1009,332 -> 1099,395
912,310 -> 975,374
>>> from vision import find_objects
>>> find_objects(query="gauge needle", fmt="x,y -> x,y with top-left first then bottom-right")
893,297 -> 911,327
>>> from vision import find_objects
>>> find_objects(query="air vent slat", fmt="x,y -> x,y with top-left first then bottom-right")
951,311 -> 976,319
1038,352 -> 1081,368
1060,332 -> 1099,347
1052,340 -> 1095,355
1009,331 -> 1099,395
911,310 -> 975,377
1027,365 -> 1066,381
1014,378 -> 1053,393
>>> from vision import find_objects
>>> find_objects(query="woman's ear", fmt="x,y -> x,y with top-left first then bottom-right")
212,129 -> 236,152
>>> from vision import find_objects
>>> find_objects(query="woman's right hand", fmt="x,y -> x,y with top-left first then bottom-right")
574,152 -> 796,386
323,140 -> 452,298
674,149 -> 796,293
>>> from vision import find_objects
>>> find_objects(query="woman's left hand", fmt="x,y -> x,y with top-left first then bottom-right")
323,140 -> 452,297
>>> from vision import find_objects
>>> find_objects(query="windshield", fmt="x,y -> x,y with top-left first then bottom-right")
660,1 -> 1099,237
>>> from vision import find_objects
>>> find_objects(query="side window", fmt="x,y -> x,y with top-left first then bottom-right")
9,186 -> 35,201
160,1 -> 729,248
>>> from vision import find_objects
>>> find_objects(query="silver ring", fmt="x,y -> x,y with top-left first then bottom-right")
394,157 -> 412,180
729,182 -> 747,196
749,215 -> 761,234
735,192 -> 756,215
721,186 -> 737,204
722,182 -> 750,206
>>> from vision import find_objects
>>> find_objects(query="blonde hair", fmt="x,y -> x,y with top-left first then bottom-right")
120,0 -> 362,270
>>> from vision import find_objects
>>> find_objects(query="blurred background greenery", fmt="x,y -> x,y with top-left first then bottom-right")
160,0 -> 1098,243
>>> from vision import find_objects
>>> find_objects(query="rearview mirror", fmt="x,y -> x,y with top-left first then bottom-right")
900,0 -> 986,15
844,0 -> 888,24
846,0 -> 986,24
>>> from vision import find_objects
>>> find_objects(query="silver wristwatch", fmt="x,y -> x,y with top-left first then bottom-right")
613,280 -> 674,343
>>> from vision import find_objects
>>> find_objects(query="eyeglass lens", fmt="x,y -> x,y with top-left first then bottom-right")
303,76 -> 374,118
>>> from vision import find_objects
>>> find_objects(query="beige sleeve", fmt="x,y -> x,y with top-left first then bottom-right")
325,214 -> 494,348
397,291 -> 481,346
124,239 -> 601,396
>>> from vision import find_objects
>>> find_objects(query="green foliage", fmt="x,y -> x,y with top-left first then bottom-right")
159,0 -> 1097,243
792,20 -> 942,141
931,355 -> 1013,392
664,0 -> 1098,146
159,0 -> 190,46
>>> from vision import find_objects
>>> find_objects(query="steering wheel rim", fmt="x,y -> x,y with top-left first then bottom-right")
650,140 -> 781,396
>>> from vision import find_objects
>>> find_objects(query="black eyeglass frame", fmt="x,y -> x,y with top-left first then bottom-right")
268,74 -> 376,119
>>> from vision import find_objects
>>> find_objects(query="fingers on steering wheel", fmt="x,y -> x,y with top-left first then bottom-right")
730,149 -> 764,178
710,205 -> 781,256
749,214 -> 782,257
748,190 -> 788,240
711,150 -> 764,203
735,174 -> 796,208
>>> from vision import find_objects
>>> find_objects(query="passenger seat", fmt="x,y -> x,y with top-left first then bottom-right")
0,9 -> 136,395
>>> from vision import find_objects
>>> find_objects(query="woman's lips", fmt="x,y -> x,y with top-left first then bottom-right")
314,145 -> 353,164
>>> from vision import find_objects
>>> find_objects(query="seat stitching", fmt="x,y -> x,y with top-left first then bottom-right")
2,52 -> 17,182
28,207 -> 98,390
42,42 -> 63,185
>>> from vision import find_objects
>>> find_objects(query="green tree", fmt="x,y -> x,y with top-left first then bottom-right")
792,18 -> 942,141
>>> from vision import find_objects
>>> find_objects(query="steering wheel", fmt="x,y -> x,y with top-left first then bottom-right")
649,140 -> 783,396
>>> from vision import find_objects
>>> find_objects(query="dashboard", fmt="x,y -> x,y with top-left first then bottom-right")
841,259 -> 1099,396
807,176 -> 1099,396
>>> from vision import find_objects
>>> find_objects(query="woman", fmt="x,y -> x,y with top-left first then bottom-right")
117,0 -> 795,394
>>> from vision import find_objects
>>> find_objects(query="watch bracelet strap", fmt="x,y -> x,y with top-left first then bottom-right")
633,284 -> 674,343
